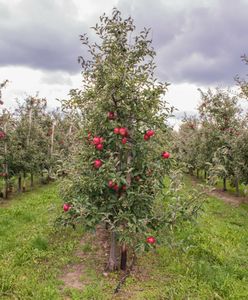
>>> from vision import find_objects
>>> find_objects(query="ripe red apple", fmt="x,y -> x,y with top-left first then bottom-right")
146,236 -> 156,244
63,203 -> 71,212
121,137 -> 127,144
144,134 -> 150,141
146,129 -> 155,137
0,131 -> 6,139
162,151 -> 170,159
108,111 -> 116,120
94,159 -> 102,169
113,184 -> 119,191
119,127 -> 127,136
114,127 -> 120,134
93,136 -> 101,145
96,143 -> 103,151
108,180 -> 114,188
122,185 -> 127,191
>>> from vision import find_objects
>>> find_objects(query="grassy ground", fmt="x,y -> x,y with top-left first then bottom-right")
0,183 -> 84,300
1,178 -> 248,299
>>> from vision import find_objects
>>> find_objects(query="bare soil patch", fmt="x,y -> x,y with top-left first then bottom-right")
209,188 -> 248,206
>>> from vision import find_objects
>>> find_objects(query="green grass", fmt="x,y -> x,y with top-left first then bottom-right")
0,183 -> 84,300
123,177 -> 248,299
1,178 -> 248,299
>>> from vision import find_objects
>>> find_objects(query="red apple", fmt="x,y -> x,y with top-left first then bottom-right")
119,127 -> 127,136
93,136 -> 101,145
146,129 -> 155,137
146,236 -> 156,244
114,127 -> 120,134
122,185 -> 127,191
113,184 -> 119,191
63,203 -> 71,212
121,137 -> 127,144
96,143 -> 103,151
108,111 -> 116,120
162,151 -> 170,159
94,159 -> 102,169
0,100 -> 3,105
144,134 -> 150,141
108,180 -> 114,188
0,131 -> 6,139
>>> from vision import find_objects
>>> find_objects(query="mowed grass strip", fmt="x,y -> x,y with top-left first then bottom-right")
123,177 -> 248,300
1,179 -> 248,300
0,184 -> 84,300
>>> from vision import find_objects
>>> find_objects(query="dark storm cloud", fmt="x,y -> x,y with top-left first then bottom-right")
117,0 -> 248,85
1,0 -> 248,86
0,0 -> 88,74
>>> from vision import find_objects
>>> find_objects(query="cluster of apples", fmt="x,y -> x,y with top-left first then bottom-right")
113,127 -> 128,144
92,136 -> 104,151
0,172 -> 7,177
144,129 -> 155,141
108,180 -> 127,192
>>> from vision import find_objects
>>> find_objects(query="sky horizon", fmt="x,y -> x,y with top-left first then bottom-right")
0,0 -> 247,120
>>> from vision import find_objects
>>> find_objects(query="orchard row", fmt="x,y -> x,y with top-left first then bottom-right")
0,85 -> 78,198
174,83 -> 248,194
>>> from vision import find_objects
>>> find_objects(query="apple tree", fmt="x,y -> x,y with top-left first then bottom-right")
197,88 -> 242,191
57,9 -> 178,271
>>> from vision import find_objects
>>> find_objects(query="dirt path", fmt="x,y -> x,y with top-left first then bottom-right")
191,176 -> 248,207
208,188 -> 248,206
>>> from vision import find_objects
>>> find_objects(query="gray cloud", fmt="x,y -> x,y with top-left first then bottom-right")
0,0 -> 248,86
0,0 -> 87,73
117,0 -> 248,85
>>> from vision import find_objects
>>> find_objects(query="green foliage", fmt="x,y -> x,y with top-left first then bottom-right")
59,9 -> 174,251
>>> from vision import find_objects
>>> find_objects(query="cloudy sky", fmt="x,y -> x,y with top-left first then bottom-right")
0,0 -> 248,118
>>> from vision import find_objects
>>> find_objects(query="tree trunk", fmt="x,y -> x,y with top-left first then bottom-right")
22,172 -> 26,192
120,244 -> 127,271
107,231 -> 118,271
30,173 -> 34,188
204,170 -> 207,180
18,175 -> 22,192
3,123 -> 8,199
48,121 -> 56,181
235,177 -> 239,196
3,176 -> 8,199
196,169 -> 199,178
223,177 -> 227,192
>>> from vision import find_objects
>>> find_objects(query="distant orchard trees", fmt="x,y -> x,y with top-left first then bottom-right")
0,82 -> 79,198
